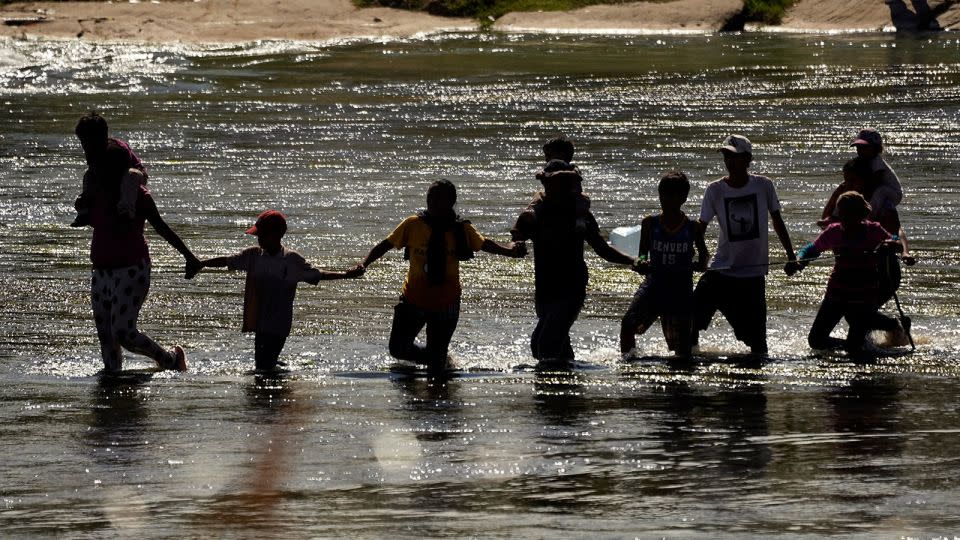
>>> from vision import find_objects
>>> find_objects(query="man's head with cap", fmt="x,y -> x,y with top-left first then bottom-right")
718,134 -> 753,175
247,210 -> 287,238
718,134 -> 752,155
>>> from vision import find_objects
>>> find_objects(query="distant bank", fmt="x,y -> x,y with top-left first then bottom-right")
0,0 -> 957,44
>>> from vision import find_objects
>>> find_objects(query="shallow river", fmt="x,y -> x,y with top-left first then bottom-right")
1,32 -> 960,537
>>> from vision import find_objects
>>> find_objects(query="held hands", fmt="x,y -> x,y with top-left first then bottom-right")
185,255 -> 203,280
510,241 -> 528,258
631,258 -> 650,275
345,263 -> 366,278
784,259 -> 801,277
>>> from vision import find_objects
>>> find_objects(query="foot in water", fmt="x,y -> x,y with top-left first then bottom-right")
886,316 -> 912,347
164,345 -> 187,372
534,357 -> 574,371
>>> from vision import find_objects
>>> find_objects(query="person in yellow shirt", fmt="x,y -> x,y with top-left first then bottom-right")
359,179 -> 526,373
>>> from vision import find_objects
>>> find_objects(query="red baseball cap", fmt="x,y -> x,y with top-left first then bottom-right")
246,209 -> 287,237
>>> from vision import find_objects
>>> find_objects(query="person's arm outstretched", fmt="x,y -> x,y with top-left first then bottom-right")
630,216 -> 654,274
186,255 -> 233,279
586,228 -> 636,267
304,265 -> 364,285
360,239 -> 395,270
480,238 -> 527,258
693,219 -> 709,272
144,203 -> 200,277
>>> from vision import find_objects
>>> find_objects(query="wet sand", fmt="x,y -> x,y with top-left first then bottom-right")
2,0 -> 958,44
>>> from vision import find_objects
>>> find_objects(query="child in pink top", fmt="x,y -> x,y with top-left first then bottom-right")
795,192 -> 909,355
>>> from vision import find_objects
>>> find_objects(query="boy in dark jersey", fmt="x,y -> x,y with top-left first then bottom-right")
620,171 -> 708,359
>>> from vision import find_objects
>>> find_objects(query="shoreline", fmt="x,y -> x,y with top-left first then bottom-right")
0,0 -> 957,45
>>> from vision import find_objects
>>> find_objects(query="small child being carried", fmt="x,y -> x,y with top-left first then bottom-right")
72,112 -> 148,227
188,210 -> 362,371
620,171 -> 708,359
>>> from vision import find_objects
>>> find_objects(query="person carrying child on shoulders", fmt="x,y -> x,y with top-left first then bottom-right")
693,134 -> 798,356
88,142 -> 198,373
72,112 -> 148,227
793,191 -> 910,355
512,160 -> 638,367
526,136 -> 592,233
188,210 -> 363,372
620,171 -> 708,360
358,179 -> 526,374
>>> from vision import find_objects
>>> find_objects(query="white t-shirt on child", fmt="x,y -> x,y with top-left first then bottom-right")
700,174 -> 782,278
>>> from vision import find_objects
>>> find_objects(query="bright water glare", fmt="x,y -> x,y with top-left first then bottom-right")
1,32 -> 960,537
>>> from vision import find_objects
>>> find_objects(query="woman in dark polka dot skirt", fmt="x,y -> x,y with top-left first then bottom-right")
86,141 -> 199,372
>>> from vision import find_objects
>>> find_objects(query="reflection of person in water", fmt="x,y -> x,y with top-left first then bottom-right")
825,376 -> 904,462
659,381 -> 771,476
202,374 -> 304,533
86,378 -> 150,466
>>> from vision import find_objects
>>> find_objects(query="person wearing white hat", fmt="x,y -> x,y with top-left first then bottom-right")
692,134 -> 798,355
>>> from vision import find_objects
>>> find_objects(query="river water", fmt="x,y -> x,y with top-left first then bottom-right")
1,32 -> 959,537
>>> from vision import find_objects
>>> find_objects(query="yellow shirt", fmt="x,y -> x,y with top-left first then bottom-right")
386,215 -> 485,310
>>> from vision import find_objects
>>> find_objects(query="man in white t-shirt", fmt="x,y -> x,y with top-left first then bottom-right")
693,134 -> 799,355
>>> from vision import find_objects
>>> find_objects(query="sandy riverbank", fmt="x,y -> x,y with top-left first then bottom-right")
0,0 -> 474,43
0,0 -> 957,44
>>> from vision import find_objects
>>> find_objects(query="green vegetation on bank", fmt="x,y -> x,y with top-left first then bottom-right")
743,0 -> 795,24
353,0 -> 796,27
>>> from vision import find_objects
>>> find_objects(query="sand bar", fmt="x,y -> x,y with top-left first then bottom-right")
0,0 -> 957,44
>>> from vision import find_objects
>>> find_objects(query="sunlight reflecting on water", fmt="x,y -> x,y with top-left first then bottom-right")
2,31 -> 960,536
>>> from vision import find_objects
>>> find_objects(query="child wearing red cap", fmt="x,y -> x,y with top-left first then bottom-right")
189,210 -> 363,371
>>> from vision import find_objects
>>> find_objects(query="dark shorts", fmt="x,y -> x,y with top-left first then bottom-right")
623,284 -> 693,352
693,272 -> 767,352
389,297 -> 460,369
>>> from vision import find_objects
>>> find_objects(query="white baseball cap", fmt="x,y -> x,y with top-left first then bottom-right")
718,134 -> 752,154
